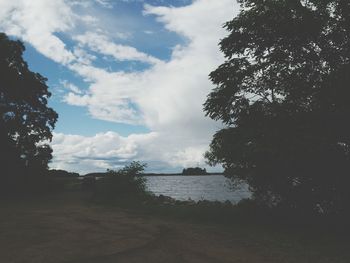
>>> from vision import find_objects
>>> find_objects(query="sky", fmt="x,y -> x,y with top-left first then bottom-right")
0,0 -> 239,174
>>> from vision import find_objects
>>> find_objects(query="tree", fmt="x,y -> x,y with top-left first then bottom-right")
182,167 -> 207,175
0,33 -> 58,190
204,0 -> 350,215
96,162 -> 148,199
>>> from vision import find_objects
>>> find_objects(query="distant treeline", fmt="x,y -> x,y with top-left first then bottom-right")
48,169 -> 80,177
84,172 -> 106,177
47,166 -> 221,178
182,167 -> 207,175
80,168 -> 222,177
144,172 -> 222,176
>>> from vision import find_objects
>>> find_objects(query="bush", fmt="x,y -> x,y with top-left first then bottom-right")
0,168 -> 70,197
95,162 -> 148,201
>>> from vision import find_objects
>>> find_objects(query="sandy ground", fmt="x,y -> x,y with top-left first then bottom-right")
0,191 -> 349,263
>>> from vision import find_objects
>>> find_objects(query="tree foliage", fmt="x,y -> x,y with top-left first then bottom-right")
182,167 -> 207,175
204,0 -> 350,214
96,161 -> 148,200
0,33 -> 58,188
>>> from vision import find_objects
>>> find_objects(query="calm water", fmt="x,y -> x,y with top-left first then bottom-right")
145,175 -> 251,203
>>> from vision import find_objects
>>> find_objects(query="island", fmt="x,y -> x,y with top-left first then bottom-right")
182,167 -> 207,175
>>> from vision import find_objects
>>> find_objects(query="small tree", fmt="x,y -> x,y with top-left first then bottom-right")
204,1 -> 350,214
0,33 -> 58,190
96,162 -> 148,200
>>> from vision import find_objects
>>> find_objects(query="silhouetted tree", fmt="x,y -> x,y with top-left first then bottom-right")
0,33 -> 58,191
48,169 -> 80,177
95,162 -> 148,199
182,167 -> 207,175
204,0 -> 350,215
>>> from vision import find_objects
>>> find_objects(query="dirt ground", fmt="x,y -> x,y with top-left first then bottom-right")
0,191 -> 349,263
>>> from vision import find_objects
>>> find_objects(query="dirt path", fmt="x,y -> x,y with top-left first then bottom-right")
0,192 -> 349,263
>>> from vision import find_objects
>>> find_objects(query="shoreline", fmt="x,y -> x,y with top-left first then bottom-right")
142,173 -> 224,176
81,173 -> 224,177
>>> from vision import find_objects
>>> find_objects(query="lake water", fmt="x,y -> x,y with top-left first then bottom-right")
145,175 -> 251,203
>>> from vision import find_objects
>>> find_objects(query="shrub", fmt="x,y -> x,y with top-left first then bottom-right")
95,161 -> 148,201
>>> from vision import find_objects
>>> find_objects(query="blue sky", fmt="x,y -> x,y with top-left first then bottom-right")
0,0 -> 237,173
23,37 -> 152,136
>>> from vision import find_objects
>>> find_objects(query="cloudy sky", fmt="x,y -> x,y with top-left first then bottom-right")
0,0 -> 238,173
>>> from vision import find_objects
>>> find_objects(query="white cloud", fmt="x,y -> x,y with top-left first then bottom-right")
0,0 -> 238,172
74,32 -> 161,64
51,131 -> 158,173
60,80 -> 83,94
94,0 -> 113,8
56,0 -> 236,172
51,131 -> 212,173
73,47 -> 97,65
67,3 -> 233,120
64,0 -> 236,126
68,0 -> 113,8
0,0 -> 159,66
0,0 -> 76,64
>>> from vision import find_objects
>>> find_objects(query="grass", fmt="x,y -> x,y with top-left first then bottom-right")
3,163 -> 350,262
1,177 -> 350,263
